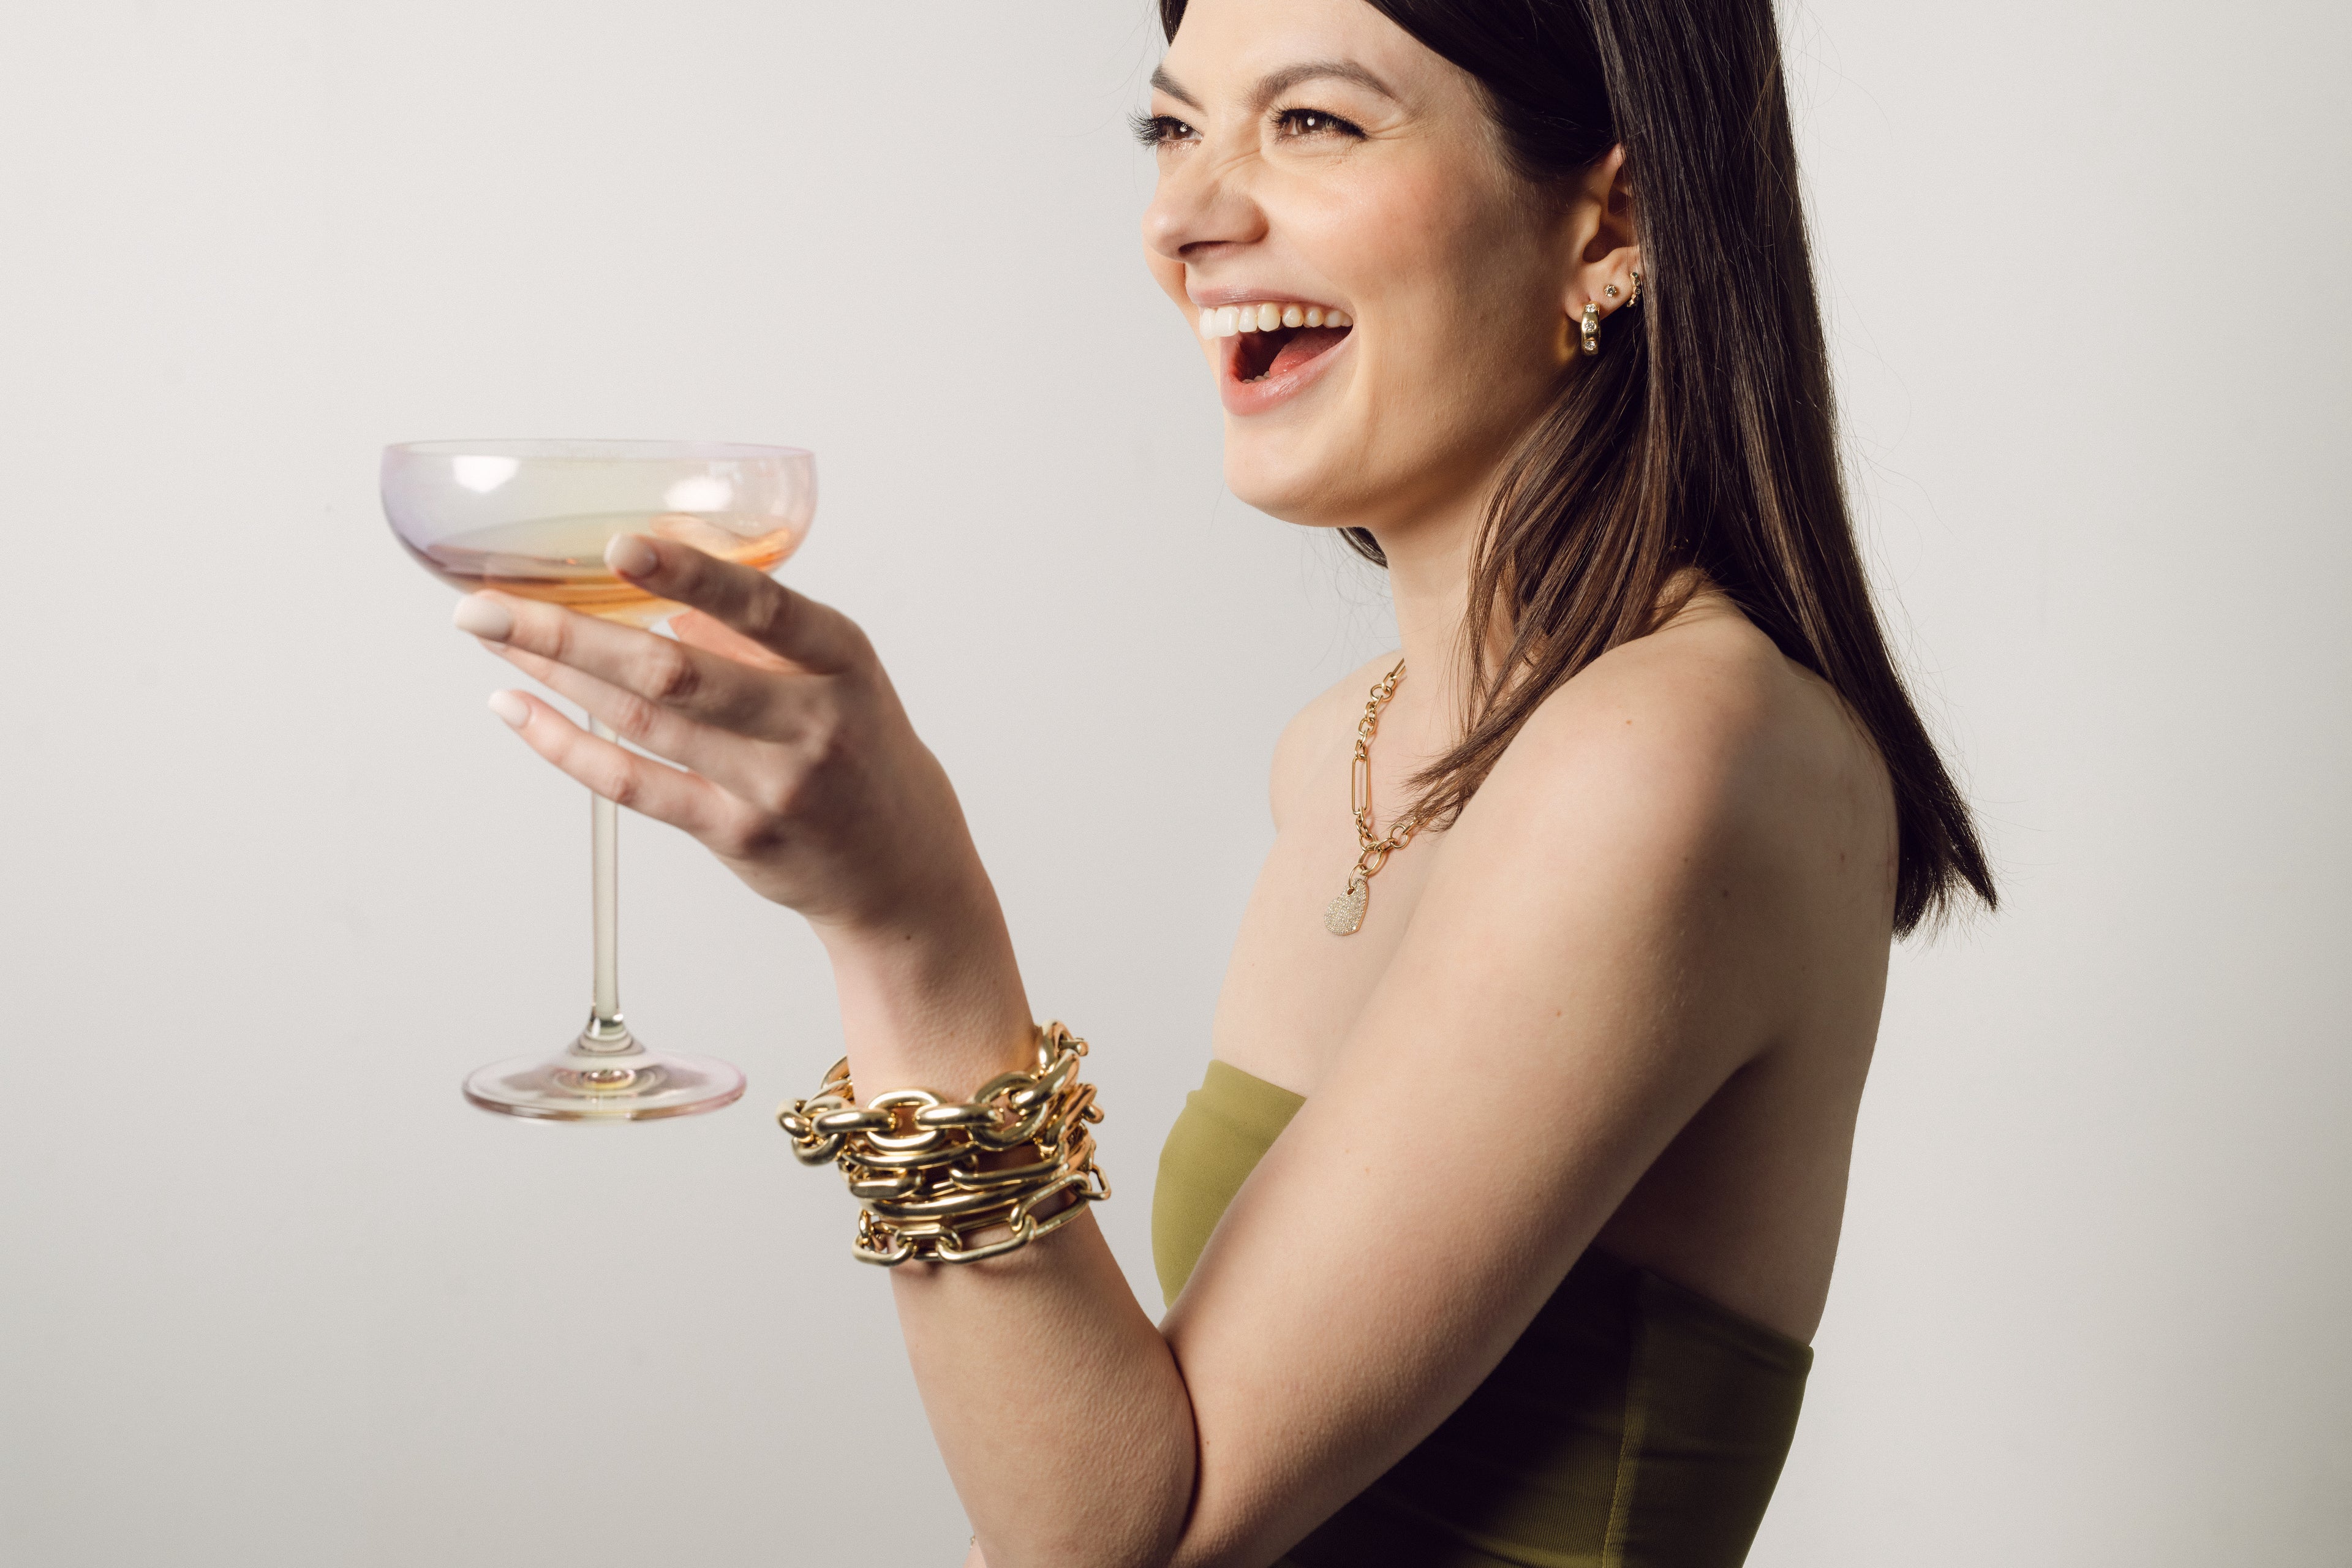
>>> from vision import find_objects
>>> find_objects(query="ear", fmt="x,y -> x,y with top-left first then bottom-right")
1560,144 -> 1642,330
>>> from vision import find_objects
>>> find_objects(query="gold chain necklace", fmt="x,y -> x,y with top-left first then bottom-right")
1324,659 -> 1423,936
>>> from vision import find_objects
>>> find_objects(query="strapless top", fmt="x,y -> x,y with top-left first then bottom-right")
1152,1058 -> 1812,1568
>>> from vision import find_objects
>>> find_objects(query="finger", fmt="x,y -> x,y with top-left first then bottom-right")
491,641 -> 828,801
491,643 -> 739,775
604,533 -> 868,674
455,590 -> 793,735
486,687 -> 738,836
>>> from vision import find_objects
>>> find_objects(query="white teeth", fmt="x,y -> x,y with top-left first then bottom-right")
1196,302 -> 1353,339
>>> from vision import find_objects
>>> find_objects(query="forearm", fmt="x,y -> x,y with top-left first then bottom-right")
896,1215 -> 1195,1568
818,895 -> 1199,1568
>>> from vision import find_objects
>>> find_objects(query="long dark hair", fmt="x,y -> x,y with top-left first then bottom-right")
1156,0 -> 1994,933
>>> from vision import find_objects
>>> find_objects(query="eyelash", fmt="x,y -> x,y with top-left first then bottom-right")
1129,111 -> 1194,149
1127,106 -> 1367,149
1273,107 -> 1363,140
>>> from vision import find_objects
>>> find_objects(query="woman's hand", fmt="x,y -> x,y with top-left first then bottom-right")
454,533 -> 1034,1091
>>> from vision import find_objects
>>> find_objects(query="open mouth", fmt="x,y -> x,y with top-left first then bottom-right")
1199,302 -> 1354,384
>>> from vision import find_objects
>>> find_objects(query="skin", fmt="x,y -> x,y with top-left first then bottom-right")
454,2 -> 1898,1564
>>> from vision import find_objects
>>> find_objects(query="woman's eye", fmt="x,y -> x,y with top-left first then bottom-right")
1274,107 -> 1363,140
1130,112 -> 1197,149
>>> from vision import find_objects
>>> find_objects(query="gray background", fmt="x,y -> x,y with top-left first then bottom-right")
1,0 -> 2345,1562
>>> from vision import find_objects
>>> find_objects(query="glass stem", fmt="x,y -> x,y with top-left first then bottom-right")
582,717 -> 633,1054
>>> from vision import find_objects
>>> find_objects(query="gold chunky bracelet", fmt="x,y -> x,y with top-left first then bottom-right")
776,1022 -> 1110,1265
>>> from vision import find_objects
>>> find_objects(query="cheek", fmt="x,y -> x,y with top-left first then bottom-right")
1322,166 -> 1556,375
1296,166 -> 1464,301
1322,172 -> 1562,440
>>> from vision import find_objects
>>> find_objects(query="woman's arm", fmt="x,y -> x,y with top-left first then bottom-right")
467,538 -> 1807,1568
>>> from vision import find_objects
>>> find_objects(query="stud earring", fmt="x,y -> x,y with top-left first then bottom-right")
1580,301 -> 1601,356
1604,283 -> 1619,299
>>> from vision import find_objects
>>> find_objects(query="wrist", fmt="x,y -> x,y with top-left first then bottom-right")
815,875 -> 1034,1099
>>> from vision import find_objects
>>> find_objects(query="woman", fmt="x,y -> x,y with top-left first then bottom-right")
452,0 -> 1994,1561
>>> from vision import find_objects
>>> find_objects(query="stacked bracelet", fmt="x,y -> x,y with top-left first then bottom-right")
776,1022 -> 1110,1266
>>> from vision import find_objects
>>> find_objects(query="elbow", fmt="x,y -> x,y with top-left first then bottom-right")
976,1430 -> 1196,1568
979,1510 -> 1188,1568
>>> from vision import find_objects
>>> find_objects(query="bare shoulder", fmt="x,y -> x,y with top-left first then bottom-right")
1267,652 -> 1399,831
1466,594 -> 1895,931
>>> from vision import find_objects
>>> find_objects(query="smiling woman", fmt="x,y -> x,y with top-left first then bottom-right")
453,0 -> 1992,1564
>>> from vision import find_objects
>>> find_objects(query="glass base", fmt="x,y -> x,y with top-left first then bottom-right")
462,1017 -> 745,1122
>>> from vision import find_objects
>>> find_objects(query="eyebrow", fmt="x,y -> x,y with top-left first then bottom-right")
1148,64 -> 1202,108
1149,58 -> 1401,115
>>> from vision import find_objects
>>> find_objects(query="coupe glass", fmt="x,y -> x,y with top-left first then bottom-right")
382,439 -> 818,1120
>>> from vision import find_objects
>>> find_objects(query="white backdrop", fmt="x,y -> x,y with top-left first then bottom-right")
1,1 -> 2343,1563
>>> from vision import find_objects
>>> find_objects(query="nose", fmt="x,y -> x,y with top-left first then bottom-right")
1142,147 -> 1266,268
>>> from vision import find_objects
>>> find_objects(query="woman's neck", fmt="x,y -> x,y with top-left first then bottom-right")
1365,491 -> 1485,756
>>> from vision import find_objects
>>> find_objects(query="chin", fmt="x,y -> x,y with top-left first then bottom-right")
1221,429 -> 1367,530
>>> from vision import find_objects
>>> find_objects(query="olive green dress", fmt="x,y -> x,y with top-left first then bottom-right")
1153,1060 -> 1813,1568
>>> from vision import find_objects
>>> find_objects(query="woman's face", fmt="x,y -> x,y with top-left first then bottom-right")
1141,0 -> 1584,540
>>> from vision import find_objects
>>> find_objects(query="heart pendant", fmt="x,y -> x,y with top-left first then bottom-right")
1324,883 -> 1368,937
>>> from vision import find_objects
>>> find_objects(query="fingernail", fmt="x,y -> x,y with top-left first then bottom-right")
487,690 -> 530,728
453,595 -> 513,640
605,533 -> 657,577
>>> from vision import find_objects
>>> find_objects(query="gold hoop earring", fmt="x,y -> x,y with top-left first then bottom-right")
1580,302 -> 1600,356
